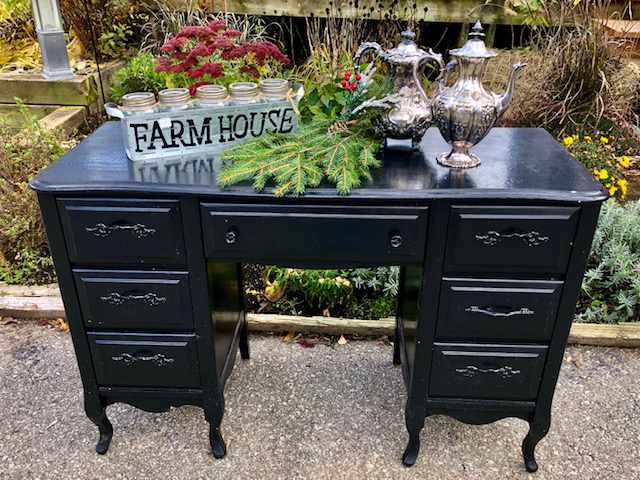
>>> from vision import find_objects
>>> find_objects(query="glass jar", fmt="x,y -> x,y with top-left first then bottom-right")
260,78 -> 289,100
196,84 -> 228,106
229,82 -> 260,104
121,92 -> 157,114
158,88 -> 191,110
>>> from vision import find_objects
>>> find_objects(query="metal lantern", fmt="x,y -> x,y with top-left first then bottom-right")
31,0 -> 74,79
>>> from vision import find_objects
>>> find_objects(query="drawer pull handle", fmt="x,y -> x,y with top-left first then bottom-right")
475,230 -> 549,247
111,353 -> 175,367
465,306 -> 535,317
100,292 -> 167,307
86,222 -> 157,239
389,234 -> 403,248
225,228 -> 238,244
455,365 -> 521,379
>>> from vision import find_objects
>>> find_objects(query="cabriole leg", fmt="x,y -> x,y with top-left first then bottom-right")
522,416 -> 551,473
86,406 -> 113,455
205,396 -> 226,459
209,425 -> 227,459
402,408 -> 425,467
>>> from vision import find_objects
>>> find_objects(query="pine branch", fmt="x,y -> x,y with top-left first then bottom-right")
218,120 -> 382,196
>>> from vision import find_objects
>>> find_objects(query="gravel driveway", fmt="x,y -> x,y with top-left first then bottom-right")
1,322 -> 639,479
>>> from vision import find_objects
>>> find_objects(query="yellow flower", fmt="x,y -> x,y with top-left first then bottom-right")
608,185 -> 618,196
594,168 -> 609,180
563,136 -> 574,147
618,178 -> 628,195
583,135 -> 592,142
600,136 -> 609,144
618,156 -> 631,168
572,134 -> 579,140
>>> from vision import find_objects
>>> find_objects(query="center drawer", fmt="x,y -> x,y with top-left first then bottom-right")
74,269 -> 193,331
437,278 -> 563,341
430,343 -> 548,401
88,332 -> 200,388
201,204 -> 428,264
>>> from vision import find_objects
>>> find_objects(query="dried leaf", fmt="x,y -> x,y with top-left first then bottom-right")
282,331 -> 297,344
337,335 -> 348,345
0,317 -> 17,326
48,318 -> 69,333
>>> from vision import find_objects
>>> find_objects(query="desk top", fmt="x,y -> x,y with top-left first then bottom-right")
31,122 -> 607,203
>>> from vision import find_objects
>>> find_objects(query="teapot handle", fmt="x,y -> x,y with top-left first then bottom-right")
413,48 -> 445,103
353,42 -> 383,81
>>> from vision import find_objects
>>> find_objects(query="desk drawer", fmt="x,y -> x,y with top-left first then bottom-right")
445,206 -> 579,274
437,278 -> 563,342
74,270 -> 193,331
88,332 -> 200,388
201,204 -> 428,264
430,343 -> 547,401
58,198 -> 185,264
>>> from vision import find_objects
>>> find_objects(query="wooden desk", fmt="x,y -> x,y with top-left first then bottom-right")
31,123 -> 606,472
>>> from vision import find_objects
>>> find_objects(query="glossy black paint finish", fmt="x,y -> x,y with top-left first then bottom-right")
74,269 -> 193,331
31,124 -> 606,472
437,278 -> 563,341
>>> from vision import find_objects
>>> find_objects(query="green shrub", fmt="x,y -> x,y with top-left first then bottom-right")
111,52 -> 176,101
577,200 -> 640,323
259,266 -> 399,319
0,104 -> 70,284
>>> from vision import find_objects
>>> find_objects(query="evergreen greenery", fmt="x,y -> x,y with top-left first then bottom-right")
218,120 -> 382,196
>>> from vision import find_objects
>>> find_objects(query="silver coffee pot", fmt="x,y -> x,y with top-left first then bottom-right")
432,21 -> 526,168
352,30 -> 444,147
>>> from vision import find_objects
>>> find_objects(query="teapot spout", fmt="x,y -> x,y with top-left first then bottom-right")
495,62 -> 526,117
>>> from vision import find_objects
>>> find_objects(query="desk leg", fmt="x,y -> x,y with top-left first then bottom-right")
205,395 -> 227,459
402,405 -> 425,467
85,395 -> 113,455
239,316 -> 250,360
522,413 -> 551,472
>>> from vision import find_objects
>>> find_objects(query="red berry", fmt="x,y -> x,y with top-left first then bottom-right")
344,70 -> 351,81
355,73 -> 362,81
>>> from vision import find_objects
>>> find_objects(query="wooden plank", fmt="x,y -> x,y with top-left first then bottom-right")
568,323 -> 640,348
167,0 -> 525,24
39,106 -> 86,134
247,313 -> 395,336
0,282 -> 60,297
1,290 -> 639,347
0,71 -> 92,106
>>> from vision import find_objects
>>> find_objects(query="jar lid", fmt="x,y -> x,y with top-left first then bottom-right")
158,88 -> 191,105
260,78 -> 289,97
196,84 -> 227,102
121,92 -> 156,111
229,82 -> 259,99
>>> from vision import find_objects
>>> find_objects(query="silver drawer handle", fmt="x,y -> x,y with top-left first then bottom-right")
455,365 -> 521,379
100,292 -> 167,307
86,223 -> 157,239
111,353 -> 175,367
474,230 -> 549,247
465,306 -> 535,317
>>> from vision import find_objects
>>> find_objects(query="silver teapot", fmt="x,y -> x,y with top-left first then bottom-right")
352,30 -> 444,147
432,21 -> 526,168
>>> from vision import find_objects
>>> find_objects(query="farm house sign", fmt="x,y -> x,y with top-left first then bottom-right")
105,89 -> 301,161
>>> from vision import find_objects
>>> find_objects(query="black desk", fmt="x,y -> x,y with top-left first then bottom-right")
31,123 -> 606,472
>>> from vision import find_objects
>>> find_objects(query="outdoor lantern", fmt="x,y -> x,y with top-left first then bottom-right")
31,0 -> 74,79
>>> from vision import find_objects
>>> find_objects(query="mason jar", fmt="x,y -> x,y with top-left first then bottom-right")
229,82 -> 260,104
260,78 -> 289,100
195,84 -> 228,106
120,92 -> 157,114
158,88 -> 192,110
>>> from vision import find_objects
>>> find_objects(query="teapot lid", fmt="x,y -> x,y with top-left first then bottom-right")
449,21 -> 496,59
384,30 -> 432,64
